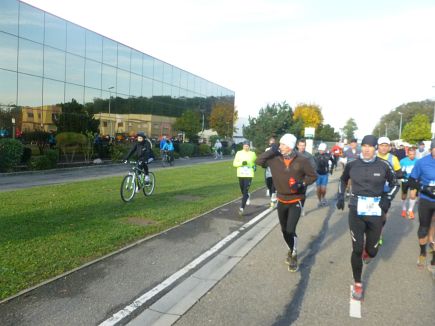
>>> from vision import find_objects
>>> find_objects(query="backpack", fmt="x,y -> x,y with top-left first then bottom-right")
316,153 -> 330,175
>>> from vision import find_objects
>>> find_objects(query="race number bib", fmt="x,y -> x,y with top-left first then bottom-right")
357,196 -> 382,216
240,166 -> 251,177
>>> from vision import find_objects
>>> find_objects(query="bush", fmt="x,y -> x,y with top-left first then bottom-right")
0,139 -> 24,172
110,143 -> 130,162
222,147 -> 232,155
28,149 -> 59,170
198,144 -> 212,156
21,147 -> 32,164
179,143 -> 196,157
56,132 -> 87,162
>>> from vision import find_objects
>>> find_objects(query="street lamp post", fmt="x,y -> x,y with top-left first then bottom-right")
108,86 -> 114,138
398,112 -> 403,140
11,117 -> 15,139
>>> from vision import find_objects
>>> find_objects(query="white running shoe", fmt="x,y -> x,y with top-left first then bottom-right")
266,189 -> 270,197
246,194 -> 251,206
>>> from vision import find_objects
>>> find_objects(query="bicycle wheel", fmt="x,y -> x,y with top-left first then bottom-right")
143,172 -> 155,196
120,174 -> 136,202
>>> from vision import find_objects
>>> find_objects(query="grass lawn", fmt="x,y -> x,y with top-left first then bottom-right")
0,161 -> 264,300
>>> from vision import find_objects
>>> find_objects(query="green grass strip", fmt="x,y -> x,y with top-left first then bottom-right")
0,161 -> 264,300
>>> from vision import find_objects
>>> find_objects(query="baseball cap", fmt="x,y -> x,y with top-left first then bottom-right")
361,135 -> 377,147
377,136 -> 390,145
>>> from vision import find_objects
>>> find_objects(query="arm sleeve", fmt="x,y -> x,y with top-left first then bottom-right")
255,150 -> 276,168
233,152 -> 242,167
338,163 -> 351,195
302,158 -> 318,186
385,162 -> 400,199
124,144 -> 137,160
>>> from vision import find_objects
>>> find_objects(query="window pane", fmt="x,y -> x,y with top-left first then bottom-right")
85,30 -> 102,62
44,46 -> 65,81
102,64 -> 116,91
131,50 -> 142,75
117,69 -> 130,95
102,37 -> 117,66
0,69 -> 17,106
163,63 -> 172,84
85,59 -> 101,88
163,83 -> 171,96
66,22 -> 85,57
19,3 -> 44,43
18,73 -> 42,107
43,78 -> 64,106
188,74 -> 195,91
171,86 -> 179,98
65,83 -> 83,104
18,38 -> 43,76
130,73 -> 141,97
142,77 -> 152,97
0,0 -> 19,35
172,67 -> 180,87
44,13 -> 66,50
66,53 -> 84,85
0,32 -> 18,71
153,80 -> 162,96
117,44 -> 130,71
84,87 -> 101,105
143,55 -> 154,78
154,60 -> 163,81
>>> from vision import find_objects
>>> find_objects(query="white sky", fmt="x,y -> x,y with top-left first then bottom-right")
23,0 -> 435,138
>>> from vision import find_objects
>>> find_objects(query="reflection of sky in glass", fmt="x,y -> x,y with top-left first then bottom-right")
18,38 -> 43,76
163,63 -> 172,85
103,37 -> 117,66
102,64 -> 116,90
131,50 -> 142,75
117,69 -> 130,96
142,77 -> 152,97
43,78 -> 65,106
19,3 -> 44,43
0,0 -> 19,35
65,83 -> 84,104
84,87 -> 101,104
172,67 -> 180,87
18,73 -> 42,107
130,73 -> 142,97
45,13 -> 66,50
117,44 -> 131,72
0,32 -> 18,71
153,81 -> 163,97
153,60 -> 163,82
85,59 -> 101,88
143,55 -> 154,79
86,30 -> 102,62
0,69 -> 17,105
44,46 -> 65,81
67,22 -> 85,57
66,53 -> 84,85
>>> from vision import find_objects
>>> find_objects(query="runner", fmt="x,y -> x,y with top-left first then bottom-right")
233,140 -> 257,216
314,143 -> 332,207
264,137 -> 277,207
408,139 -> 435,272
296,138 -> 316,215
416,141 -> 429,159
256,134 -> 317,272
336,135 -> 399,300
330,142 -> 343,173
399,147 -> 418,219
343,139 -> 361,197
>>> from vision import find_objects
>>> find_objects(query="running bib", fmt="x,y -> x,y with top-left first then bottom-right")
239,166 -> 251,177
357,196 -> 382,216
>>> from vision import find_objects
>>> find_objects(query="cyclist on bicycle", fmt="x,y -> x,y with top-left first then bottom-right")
162,139 -> 175,162
124,132 -> 151,185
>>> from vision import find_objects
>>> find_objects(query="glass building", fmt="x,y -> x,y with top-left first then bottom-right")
0,0 -> 235,139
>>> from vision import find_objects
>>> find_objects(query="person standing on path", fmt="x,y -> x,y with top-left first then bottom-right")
336,135 -> 399,300
233,140 -> 257,216
256,134 -> 317,272
408,139 -> 435,272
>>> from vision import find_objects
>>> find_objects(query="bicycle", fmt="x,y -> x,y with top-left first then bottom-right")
161,150 -> 173,167
120,161 -> 155,202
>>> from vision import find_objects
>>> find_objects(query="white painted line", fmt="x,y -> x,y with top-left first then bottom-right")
99,207 -> 273,326
349,285 -> 362,318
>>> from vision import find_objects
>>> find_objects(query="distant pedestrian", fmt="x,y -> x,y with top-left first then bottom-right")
264,137 -> 277,207
233,140 -> 257,216
314,143 -> 333,207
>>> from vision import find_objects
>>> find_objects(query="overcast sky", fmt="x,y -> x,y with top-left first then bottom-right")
24,0 -> 435,138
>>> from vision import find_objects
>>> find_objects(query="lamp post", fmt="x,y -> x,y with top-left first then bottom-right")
11,117 -> 15,139
398,112 -> 403,140
108,86 -> 114,138
385,123 -> 388,137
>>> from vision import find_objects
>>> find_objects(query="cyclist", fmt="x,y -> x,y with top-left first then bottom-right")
336,135 -> 399,300
408,139 -> 435,271
233,140 -> 257,215
256,134 -> 317,272
124,132 -> 152,189
399,147 -> 418,219
162,139 -> 175,163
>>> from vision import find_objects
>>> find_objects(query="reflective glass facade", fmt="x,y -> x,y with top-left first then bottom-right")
0,0 -> 235,138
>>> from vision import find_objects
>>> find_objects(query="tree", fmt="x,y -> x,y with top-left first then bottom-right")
401,114 -> 432,144
56,99 -> 99,134
315,124 -> 340,141
209,103 -> 237,139
243,102 -> 301,152
342,118 -> 358,141
293,103 -> 323,129
173,109 -> 201,141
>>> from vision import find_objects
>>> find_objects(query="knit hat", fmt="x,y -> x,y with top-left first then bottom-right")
318,143 -> 327,151
242,140 -> 250,146
279,134 -> 297,149
361,135 -> 377,147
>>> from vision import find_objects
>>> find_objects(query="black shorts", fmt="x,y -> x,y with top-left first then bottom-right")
418,198 -> 435,229
401,181 -> 419,195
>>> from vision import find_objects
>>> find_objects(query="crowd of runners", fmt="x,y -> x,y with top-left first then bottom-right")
232,134 -> 435,301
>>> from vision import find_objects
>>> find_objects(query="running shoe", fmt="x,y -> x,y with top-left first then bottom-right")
288,254 -> 298,272
352,283 -> 363,301
362,249 -> 372,264
238,207 -> 244,216
417,255 -> 426,269
322,199 -> 328,206
270,201 -> 276,208
246,194 -> 251,206
266,189 -> 270,197
408,211 -> 415,220
429,242 -> 435,253
378,236 -> 383,247
285,250 -> 292,265
401,210 -> 407,218
300,207 -> 305,217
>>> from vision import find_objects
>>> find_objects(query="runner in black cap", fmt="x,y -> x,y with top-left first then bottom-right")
336,135 -> 399,300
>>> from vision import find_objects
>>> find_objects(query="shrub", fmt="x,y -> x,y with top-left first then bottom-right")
28,149 -> 58,170
21,130 -> 50,155
179,143 -> 196,157
198,144 -> 212,156
0,139 -> 24,172
222,146 -> 232,155
56,132 -> 87,162
21,147 -> 32,164
110,143 -> 130,162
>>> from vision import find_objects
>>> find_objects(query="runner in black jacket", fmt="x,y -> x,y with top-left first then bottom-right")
336,135 -> 399,300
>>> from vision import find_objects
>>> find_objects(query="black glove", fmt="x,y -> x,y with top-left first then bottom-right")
336,193 -> 344,210
270,143 -> 280,155
379,195 -> 391,213
242,161 -> 247,166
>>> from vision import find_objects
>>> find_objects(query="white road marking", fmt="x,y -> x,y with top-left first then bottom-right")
99,207 -> 273,326
349,285 -> 362,318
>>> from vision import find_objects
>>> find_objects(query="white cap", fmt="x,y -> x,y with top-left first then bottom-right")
318,143 -> 327,151
377,136 -> 390,145
279,133 -> 297,149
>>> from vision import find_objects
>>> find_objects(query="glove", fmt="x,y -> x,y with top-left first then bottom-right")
336,193 -> 344,210
270,143 -> 280,155
242,161 -> 247,165
379,196 -> 391,213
